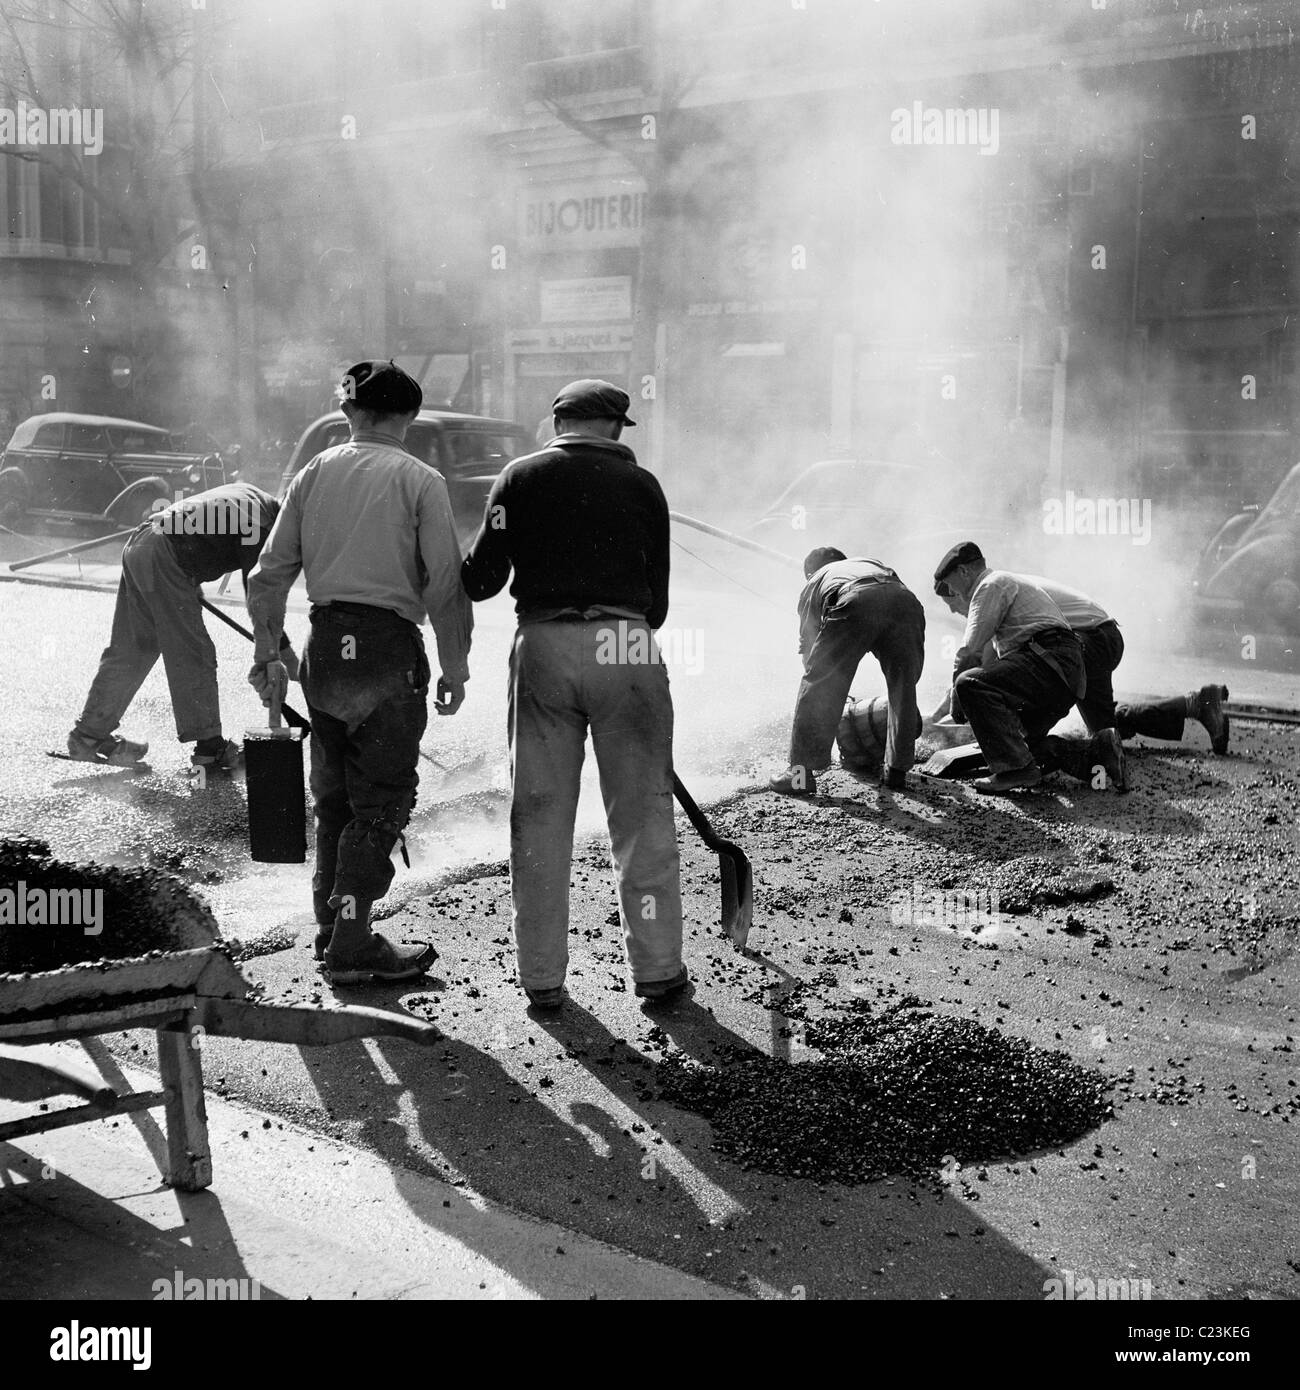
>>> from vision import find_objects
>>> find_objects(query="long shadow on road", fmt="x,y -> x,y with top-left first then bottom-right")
298,985 -> 1060,1300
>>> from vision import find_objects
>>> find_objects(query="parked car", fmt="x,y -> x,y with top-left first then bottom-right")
278,409 -> 532,540
0,413 -> 228,532
1193,461 -> 1300,632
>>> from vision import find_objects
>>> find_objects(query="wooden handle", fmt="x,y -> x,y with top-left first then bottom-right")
269,676 -> 284,731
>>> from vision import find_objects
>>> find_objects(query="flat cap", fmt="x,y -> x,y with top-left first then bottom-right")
552,379 -> 636,427
339,360 -> 423,415
933,540 -> 985,592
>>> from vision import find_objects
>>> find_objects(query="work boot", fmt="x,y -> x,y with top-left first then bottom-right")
524,985 -> 566,1011
1087,728 -> 1128,792
881,766 -> 907,791
635,966 -> 690,1002
769,765 -> 816,796
324,931 -> 438,985
191,737 -> 242,772
1187,684 -> 1230,755
311,889 -> 336,959
974,762 -> 1043,795
66,730 -> 148,766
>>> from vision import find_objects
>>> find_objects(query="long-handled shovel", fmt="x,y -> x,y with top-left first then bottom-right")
672,773 -> 754,951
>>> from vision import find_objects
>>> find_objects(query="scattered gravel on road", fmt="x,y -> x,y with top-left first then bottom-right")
658,990 -> 1114,1186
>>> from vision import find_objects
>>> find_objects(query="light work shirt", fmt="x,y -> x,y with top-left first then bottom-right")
247,430 -> 472,681
1017,574 -> 1112,630
956,569 -> 1070,671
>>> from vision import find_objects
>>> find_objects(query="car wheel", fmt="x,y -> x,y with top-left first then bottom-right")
0,475 -> 28,532
114,493 -> 168,529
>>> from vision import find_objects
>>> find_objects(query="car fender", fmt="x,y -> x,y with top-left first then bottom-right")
1202,532 -> 1295,601
1194,511 -> 1256,586
0,463 -> 30,491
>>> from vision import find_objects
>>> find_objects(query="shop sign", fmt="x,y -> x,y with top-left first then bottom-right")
519,180 -> 646,250
540,276 -> 632,323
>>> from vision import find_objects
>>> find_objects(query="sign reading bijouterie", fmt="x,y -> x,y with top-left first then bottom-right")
520,181 -> 647,250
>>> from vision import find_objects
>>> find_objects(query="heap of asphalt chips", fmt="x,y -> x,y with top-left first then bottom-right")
657,996 -> 1114,1186
0,836 -> 203,974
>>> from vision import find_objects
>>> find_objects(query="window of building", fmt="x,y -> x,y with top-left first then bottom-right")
525,0 -> 640,61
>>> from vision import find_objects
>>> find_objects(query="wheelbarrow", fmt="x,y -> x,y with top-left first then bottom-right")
0,890 -> 439,1192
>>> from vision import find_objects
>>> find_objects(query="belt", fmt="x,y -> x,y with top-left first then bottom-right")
311,600 -> 406,622
531,606 -> 646,624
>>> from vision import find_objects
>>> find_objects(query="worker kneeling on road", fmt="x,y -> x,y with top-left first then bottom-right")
933,541 -> 1126,795
461,379 -> 687,1011
769,548 -> 925,796
931,573 -> 1229,757
1025,575 -> 1229,755
67,481 -> 292,772
247,361 -> 473,986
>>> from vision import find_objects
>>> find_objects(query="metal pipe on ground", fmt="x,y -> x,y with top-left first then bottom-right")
668,512 -> 803,570
8,529 -> 134,571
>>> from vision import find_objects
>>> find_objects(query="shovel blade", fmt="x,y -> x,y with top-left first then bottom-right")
919,741 -> 988,778
719,850 -> 754,951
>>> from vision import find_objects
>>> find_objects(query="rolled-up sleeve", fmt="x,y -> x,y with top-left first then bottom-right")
247,483 -> 304,662
418,474 -> 473,683
955,575 -> 1012,676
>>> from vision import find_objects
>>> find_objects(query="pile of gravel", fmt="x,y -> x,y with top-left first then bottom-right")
0,836 -> 218,975
658,997 -> 1114,1185
992,858 -> 1115,915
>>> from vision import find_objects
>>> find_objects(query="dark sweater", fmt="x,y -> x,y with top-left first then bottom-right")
157,482 -> 280,583
460,435 -> 670,629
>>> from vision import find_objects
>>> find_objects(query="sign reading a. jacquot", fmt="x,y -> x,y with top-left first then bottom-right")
520,180 -> 647,250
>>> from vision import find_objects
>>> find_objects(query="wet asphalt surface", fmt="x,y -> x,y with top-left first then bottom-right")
2,535 -> 1298,1300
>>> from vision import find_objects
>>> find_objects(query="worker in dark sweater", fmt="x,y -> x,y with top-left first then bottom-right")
67,481 -> 294,770
461,379 -> 687,1011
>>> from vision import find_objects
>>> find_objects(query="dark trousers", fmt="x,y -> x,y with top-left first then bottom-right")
790,581 -> 925,775
300,605 -> 429,918
1075,623 -> 1187,741
77,526 -> 221,743
956,634 -> 1084,775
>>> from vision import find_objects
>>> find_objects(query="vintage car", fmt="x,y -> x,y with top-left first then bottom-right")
0,413 -> 228,532
1193,461 -> 1300,633
278,409 -> 532,542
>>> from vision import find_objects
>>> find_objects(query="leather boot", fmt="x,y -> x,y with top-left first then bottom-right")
1187,684 -> 1229,754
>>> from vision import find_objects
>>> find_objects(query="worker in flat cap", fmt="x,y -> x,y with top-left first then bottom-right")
932,541 -> 1125,794
769,547 -> 926,795
932,568 -> 1229,755
248,360 -> 473,984
462,379 -> 688,1011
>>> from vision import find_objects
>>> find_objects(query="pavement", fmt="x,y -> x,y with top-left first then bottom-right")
2,527 -> 1299,1302
0,1043 -> 738,1300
